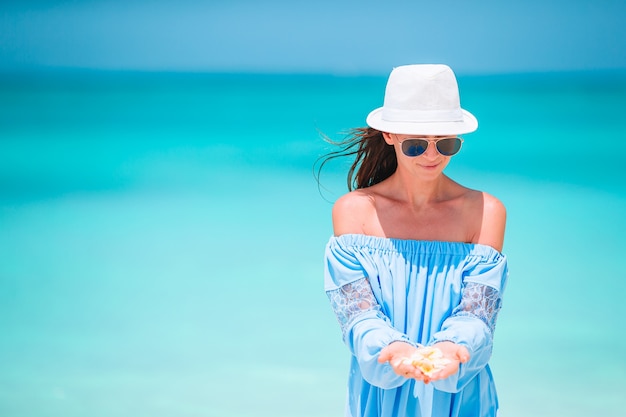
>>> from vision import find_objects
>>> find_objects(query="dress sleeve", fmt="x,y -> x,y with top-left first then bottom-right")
324,238 -> 413,389
429,249 -> 509,393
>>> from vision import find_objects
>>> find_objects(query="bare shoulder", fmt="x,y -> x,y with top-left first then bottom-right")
332,190 -> 377,236
482,192 -> 507,217
476,191 -> 507,252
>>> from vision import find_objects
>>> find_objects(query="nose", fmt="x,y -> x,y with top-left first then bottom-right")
423,140 -> 439,158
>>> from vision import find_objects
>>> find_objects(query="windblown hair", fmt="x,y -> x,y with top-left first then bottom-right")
316,127 -> 397,191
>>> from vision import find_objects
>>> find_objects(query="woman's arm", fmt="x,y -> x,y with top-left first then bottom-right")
325,196 -> 417,389
428,249 -> 509,392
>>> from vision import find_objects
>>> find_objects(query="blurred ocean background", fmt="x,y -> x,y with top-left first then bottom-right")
0,69 -> 625,417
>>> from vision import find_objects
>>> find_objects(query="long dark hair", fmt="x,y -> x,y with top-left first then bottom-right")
315,127 -> 397,191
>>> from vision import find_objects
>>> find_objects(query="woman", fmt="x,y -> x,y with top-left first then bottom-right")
323,64 -> 509,417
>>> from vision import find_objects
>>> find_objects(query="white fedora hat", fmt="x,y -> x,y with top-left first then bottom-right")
366,64 -> 478,135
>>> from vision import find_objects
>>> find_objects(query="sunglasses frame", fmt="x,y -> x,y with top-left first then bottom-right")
397,136 -> 464,157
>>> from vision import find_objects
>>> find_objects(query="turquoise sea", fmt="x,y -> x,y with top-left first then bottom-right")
1,70 -> 625,417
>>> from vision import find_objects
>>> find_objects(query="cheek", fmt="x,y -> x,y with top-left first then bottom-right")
392,144 -> 406,160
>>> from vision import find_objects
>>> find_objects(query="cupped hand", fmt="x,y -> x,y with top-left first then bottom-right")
424,341 -> 470,382
377,341 -> 429,382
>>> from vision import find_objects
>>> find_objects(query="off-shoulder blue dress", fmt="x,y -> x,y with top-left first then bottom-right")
324,234 -> 509,417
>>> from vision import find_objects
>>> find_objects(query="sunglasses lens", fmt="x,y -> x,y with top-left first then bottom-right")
436,138 -> 462,156
401,139 -> 428,157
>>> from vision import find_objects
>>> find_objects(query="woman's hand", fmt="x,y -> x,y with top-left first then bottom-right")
424,341 -> 470,382
377,341 -> 470,383
377,341 -> 429,382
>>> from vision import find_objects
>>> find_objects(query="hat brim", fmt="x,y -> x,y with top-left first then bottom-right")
366,107 -> 478,136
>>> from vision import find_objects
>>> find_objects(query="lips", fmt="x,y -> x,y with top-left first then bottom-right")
420,161 -> 441,169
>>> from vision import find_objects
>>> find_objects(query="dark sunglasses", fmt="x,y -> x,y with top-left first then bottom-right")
399,137 -> 463,157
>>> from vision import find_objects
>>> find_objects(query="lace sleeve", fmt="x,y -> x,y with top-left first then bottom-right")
451,282 -> 503,333
326,277 -> 379,335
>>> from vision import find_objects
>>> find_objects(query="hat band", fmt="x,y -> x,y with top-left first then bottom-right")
382,108 -> 464,123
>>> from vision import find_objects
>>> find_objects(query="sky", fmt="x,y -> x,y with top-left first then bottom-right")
1,0 -> 625,75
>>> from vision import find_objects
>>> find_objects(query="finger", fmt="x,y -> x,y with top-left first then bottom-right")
431,368 -> 453,380
377,349 -> 391,363
404,368 -> 421,380
456,346 -> 470,363
408,368 -> 429,383
391,360 -> 419,378
433,359 -> 462,381
393,359 -> 413,374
